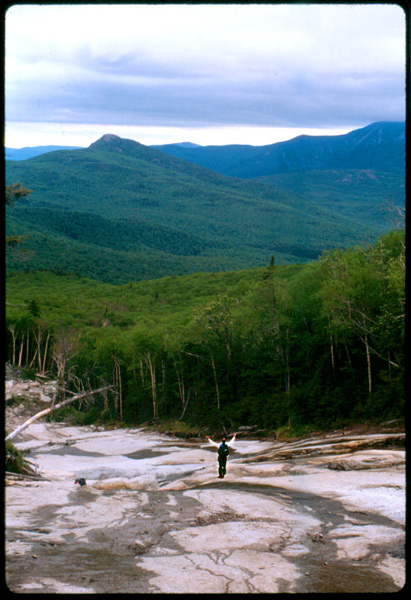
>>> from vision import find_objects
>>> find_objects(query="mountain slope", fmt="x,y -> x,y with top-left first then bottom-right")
6,206 -> 250,284
256,169 -> 405,227
6,134 -> 385,283
153,122 -> 405,178
5,145 -> 83,161
153,122 -> 405,227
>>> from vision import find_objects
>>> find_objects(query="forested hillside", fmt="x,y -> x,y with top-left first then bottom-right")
154,122 -> 405,178
5,134 -> 386,283
255,169 -> 404,227
6,230 -> 404,433
5,145 -> 83,161
154,121 -> 405,229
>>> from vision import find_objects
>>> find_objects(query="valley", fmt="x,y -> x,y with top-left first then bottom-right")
5,122 -> 405,439
6,122 -> 404,284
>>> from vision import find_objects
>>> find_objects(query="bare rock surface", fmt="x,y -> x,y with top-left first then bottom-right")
6,375 -> 58,405
5,416 -> 405,594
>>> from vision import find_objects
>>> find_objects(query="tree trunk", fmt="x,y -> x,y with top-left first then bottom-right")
285,327 -> 291,396
175,363 -> 185,411
5,386 -> 111,442
210,352 -> 220,411
330,339 -> 335,377
113,355 -> 123,421
139,358 -> 145,387
365,332 -> 372,394
362,315 -> 372,394
267,261 -> 289,397
26,330 -> 30,366
37,330 -> 43,372
175,361 -> 190,420
144,351 -> 158,420
344,343 -> 352,369
8,325 -> 16,365
41,333 -> 51,375
327,316 -> 335,377
29,347 -> 38,369
161,360 -> 166,411
18,337 -> 24,368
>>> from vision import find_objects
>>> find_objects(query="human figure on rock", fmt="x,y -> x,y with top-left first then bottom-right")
206,433 -> 237,478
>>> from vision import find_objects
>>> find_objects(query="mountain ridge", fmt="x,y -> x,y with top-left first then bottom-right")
6,122 -> 404,173
5,145 -> 83,161
6,128 -> 403,284
152,121 -> 405,178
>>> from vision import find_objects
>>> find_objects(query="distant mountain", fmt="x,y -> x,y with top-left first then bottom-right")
5,134 -> 382,284
167,142 -> 202,148
153,122 -> 405,178
7,122 -> 403,174
5,145 -> 83,161
152,122 -> 405,227
5,141 -> 200,162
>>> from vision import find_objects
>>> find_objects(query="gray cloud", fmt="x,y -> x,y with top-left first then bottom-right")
5,3 -> 406,137
7,67 -> 403,131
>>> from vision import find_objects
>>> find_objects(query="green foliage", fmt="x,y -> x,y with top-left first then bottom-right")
5,136 -> 385,283
256,169 -> 404,227
5,440 -> 33,474
5,230 -> 404,432
154,420 -> 203,438
5,182 -> 32,207
5,182 -> 32,249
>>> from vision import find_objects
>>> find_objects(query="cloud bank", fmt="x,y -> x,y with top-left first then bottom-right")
5,3 -> 406,146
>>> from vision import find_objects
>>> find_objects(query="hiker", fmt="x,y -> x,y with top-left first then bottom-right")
206,433 -> 237,478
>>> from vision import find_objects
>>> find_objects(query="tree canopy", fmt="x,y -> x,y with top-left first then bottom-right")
6,229 -> 404,434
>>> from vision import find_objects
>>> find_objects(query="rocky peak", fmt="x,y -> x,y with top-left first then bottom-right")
88,133 -> 147,156
100,134 -> 122,143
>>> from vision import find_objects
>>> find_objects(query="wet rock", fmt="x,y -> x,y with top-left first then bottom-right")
5,423 -> 405,594
244,433 -> 405,463
92,474 -> 158,491
328,450 -> 405,471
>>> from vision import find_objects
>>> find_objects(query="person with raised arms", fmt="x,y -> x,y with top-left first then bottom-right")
206,433 -> 237,478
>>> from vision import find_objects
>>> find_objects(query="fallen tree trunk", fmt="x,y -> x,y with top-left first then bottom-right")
5,386 -> 111,442
5,470 -> 49,481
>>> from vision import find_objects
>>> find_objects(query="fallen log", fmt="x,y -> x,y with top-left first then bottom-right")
5,470 -> 50,481
5,386 -> 112,442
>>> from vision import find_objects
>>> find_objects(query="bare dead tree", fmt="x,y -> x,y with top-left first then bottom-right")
113,354 -> 123,421
5,386 -> 112,442
51,329 -> 79,401
144,350 -> 158,421
8,324 -> 17,365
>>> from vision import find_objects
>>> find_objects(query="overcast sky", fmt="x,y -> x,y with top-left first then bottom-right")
5,3 -> 406,148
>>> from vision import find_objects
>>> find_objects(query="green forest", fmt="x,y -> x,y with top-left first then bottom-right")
6,134 -> 387,283
6,228 -> 405,436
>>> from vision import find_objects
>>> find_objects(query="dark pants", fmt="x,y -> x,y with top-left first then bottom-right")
218,458 -> 227,477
